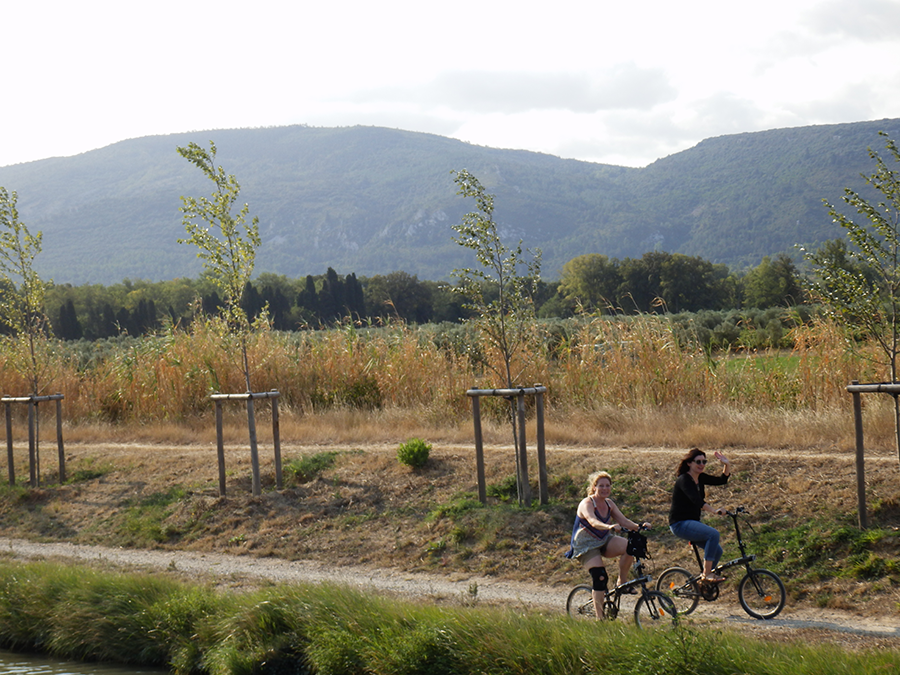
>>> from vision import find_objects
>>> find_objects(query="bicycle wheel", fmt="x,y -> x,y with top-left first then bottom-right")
566,585 -> 596,620
634,590 -> 678,629
656,566 -> 700,615
738,569 -> 786,619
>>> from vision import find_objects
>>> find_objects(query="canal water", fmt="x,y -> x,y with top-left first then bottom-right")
0,651 -> 166,675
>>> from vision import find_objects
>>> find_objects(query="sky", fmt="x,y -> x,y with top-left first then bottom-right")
3,0 -> 900,169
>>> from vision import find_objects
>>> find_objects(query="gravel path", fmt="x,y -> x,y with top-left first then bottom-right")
1,537 -> 898,648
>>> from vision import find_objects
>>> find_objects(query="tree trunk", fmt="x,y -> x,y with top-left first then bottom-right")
509,399 -> 522,504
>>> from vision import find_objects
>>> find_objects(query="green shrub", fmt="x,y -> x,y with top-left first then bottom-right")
397,438 -> 431,469
284,451 -> 339,484
486,475 -> 518,501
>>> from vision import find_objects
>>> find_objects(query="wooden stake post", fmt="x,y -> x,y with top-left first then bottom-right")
2,394 -> 66,487
845,380 -> 900,529
466,384 -> 548,506
211,390 -> 282,497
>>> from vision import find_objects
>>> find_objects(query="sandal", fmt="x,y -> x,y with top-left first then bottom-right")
616,583 -> 637,594
701,574 -> 726,583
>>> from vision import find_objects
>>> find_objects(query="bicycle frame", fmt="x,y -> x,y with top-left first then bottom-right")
568,526 -> 677,627
658,506 -> 786,619
604,562 -> 652,618
689,509 -> 756,578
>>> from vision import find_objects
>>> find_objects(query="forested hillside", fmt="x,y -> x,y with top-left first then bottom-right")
0,119 -> 896,284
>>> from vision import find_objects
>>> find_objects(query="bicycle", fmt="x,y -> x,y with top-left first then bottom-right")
566,526 -> 677,629
656,506 -> 786,619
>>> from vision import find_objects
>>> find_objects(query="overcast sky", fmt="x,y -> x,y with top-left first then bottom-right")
3,0 -> 899,169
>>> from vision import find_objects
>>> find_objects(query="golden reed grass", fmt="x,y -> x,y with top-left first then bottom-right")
0,316 -> 895,451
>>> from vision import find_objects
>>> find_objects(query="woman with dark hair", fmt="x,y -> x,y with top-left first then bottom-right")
669,448 -> 732,583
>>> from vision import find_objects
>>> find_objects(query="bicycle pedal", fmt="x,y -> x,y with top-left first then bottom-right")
700,576 -> 726,585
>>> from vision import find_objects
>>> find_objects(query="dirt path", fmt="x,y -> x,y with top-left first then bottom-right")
2,537 -> 898,651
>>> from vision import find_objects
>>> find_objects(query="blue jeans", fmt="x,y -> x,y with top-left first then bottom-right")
670,520 -> 723,565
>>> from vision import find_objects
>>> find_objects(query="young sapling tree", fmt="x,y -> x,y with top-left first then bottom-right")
805,132 -> 900,465
177,141 -> 261,391
178,142 -> 275,496
0,187 -> 52,395
451,169 -> 542,503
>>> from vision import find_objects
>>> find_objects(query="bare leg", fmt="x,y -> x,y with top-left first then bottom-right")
584,555 -> 607,618
702,560 -> 724,581
616,553 -> 633,587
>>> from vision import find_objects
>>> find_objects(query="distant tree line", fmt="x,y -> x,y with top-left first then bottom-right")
554,251 -> 803,315
41,250 -> 809,341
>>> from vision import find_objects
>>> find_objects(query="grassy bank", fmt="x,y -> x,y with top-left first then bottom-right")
0,560 -> 896,675
2,441 -> 898,617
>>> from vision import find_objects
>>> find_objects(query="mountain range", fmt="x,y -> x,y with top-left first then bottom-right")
1,119 -> 898,286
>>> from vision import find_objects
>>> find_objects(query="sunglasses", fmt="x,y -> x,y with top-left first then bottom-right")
693,458 -> 708,465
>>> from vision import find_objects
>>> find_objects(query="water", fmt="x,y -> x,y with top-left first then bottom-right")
0,651 -> 166,675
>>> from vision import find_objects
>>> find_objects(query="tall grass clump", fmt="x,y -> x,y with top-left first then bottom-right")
46,570 -> 180,664
201,587 -> 312,675
0,561 -> 221,666
0,561 -> 895,675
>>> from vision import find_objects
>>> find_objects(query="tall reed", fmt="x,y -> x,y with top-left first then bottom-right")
0,315 -> 883,433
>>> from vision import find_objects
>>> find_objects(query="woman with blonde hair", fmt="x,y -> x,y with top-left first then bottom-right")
565,470 -> 651,618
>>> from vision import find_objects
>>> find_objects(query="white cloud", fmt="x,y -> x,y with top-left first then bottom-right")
354,66 -> 677,114
804,0 -> 900,41
1,0 -> 899,169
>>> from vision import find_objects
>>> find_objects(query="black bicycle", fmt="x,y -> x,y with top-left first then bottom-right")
656,506 -> 786,620
567,527 -> 677,629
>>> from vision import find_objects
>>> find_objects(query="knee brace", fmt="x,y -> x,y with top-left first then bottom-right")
589,566 -> 609,592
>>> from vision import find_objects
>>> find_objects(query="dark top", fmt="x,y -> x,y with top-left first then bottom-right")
669,472 -> 729,524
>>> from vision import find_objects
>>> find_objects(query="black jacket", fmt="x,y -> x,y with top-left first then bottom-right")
669,472 -> 729,524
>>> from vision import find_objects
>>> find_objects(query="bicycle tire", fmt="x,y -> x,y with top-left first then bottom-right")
656,566 -> 700,615
634,590 -> 678,629
738,569 -> 786,619
566,585 -> 596,620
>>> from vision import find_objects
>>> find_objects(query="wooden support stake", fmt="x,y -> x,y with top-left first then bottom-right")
215,400 -> 226,496
27,401 -> 36,487
211,391 -> 281,496
272,393 -> 282,490
56,397 -> 65,483
466,385 -> 546,507
5,402 -> 13,486
2,395 -> 65,488
852,387 -> 867,529
536,387 -> 548,505
471,395 -> 486,504
35,404 -> 41,486
247,397 -> 261,497
516,392 -> 531,506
